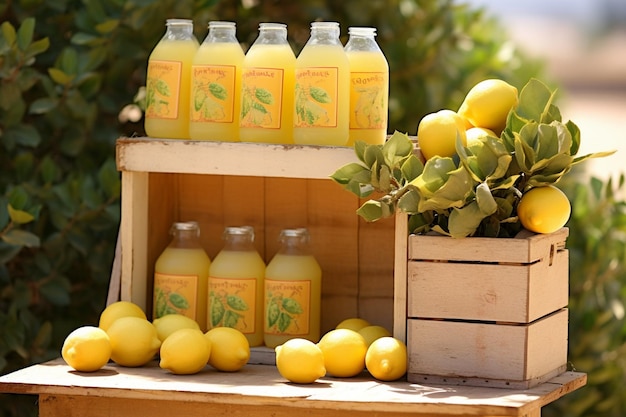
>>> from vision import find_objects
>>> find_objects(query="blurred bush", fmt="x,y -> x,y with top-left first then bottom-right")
1,1 -> 545,416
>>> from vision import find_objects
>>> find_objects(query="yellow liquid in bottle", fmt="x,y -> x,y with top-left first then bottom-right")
145,38 -> 198,139
239,44 -> 296,144
208,250 -> 265,347
294,44 -> 350,146
154,247 -> 211,331
346,50 -> 389,146
190,42 -> 245,141
263,253 -> 321,348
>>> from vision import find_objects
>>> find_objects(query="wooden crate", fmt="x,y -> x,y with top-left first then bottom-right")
394,224 -> 570,389
114,138 -> 397,336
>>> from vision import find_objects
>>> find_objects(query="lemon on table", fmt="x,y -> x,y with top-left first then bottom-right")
159,328 -> 211,375
335,317 -> 370,332
61,326 -> 112,372
275,338 -> 326,384
99,300 -> 147,332
416,109 -> 467,161
365,336 -> 408,381
107,316 -> 161,367
204,327 -> 250,372
153,314 -> 200,342
317,328 -> 368,378
517,185 -> 571,234
458,78 -> 518,135
358,325 -> 392,347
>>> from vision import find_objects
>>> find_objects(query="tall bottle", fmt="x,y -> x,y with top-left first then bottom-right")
208,226 -> 265,347
293,21 -> 350,146
190,21 -> 245,141
153,221 -> 211,331
264,228 -> 321,348
344,27 -> 389,146
145,19 -> 199,139
239,23 -> 296,144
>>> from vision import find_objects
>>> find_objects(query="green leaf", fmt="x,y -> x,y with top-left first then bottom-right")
2,229 -> 40,247
25,37 -> 50,59
39,277 -> 71,306
1,21 -> 17,46
356,200 -> 392,222
7,204 -> 34,224
448,201 -> 484,238
400,154 -> 424,183
475,182 -> 498,215
95,19 -> 119,34
330,162 -> 369,185
3,124 -> 41,147
16,17 -> 35,51
29,97 -> 58,114
0,82 -> 21,111
48,67 -> 74,85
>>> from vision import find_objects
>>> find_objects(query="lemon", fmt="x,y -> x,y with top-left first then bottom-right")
465,126 -> 497,147
153,314 -> 200,342
99,300 -> 147,332
365,336 -> 408,381
204,327 -> 250,372
358,325 -> 392,347
458,79 -> 518,135
275,338 -> 326,384
317,329 -> 368,378
159,328 -> 211,375
61,326 -> 111,372
416,109 -> 467,161
517,185 -> 571,234
107,316 -> 161,367
335,317 -> 371,332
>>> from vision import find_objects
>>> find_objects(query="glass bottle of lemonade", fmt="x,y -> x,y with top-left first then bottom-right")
190,21 -> 245,141
208,226 -> 265,347
153,221 -> 211,331
264,228 -> 321,348
344,27 -> 389,146
294,22 -> 350,146
239,23 -> 296,144
145,19 -> 199,139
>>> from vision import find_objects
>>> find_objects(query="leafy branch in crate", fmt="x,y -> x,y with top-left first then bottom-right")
331,79 -> 615,238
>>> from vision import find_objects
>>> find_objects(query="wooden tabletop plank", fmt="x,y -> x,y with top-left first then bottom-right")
0,359 -> 586,416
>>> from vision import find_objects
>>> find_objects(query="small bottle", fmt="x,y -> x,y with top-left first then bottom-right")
344,27 -> 389,146
190,21 -> 245,141
145,19 -> 199,139
208,226 -> 265,347
264,228 -> 322,348
153,221 -> 211,331
239,23 -> 296,144
294,22 -> 350,146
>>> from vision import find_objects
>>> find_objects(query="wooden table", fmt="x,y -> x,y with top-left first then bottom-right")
0,359 -> 585,417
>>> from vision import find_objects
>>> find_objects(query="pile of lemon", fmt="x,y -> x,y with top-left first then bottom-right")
416,79 -> 571,235
61,300 -> 250,375
275,317 -> 407,384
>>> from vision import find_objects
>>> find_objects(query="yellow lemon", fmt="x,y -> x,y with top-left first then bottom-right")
465,126 -> 497,147
365,336 -> 408,381
358,325 -> 392,347
159,328 -> 211,375
204,327 -> 250,372
335,317 -> 371,332
98,300 -> 147,332
458,79 -> 518,135
416,109 -> 467,161
517,185 -> 571,234
275,338 -> 326,384
106,316 -> 161,367
317,329 -> 368,378
153,314 -> 200,342
61,326 -> 111,372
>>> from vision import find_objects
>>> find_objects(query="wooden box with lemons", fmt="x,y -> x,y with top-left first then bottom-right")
331,78 -> 615,388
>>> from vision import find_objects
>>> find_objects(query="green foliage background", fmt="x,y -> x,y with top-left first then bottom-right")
0,1 -> 623,416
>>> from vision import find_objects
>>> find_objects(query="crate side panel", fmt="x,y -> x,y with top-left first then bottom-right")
407,262 -> 531,322
526,308 -> 569,380
528,250 -> 569,322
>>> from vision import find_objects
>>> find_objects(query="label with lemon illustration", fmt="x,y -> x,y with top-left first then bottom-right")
294,67 -> 338,127
240,68 -> 283,128
264,279 -> 310,335
145,60 -> 182,120
208,277 -> 256,333
153,273 -> 197,320
349,71 -> 388,129
191,65 -> 236,123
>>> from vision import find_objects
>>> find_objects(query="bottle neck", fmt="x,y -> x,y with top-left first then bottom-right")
308,23 -> 341,46
278,229 -> 311,256
256,23 -> 288,45
206,22 -> 238,44
165,19 -> 194,41
170,229 -> 201,249
222,228 -> 256,251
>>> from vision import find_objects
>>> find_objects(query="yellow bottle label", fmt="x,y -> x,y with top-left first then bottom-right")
264,279 -> 311,335
208,277 -> 257,334
349,71 -> 388,129
191,65 -> 236,123
295,67 -> 338,128
146,60 -> 182,120
240,68 -> 284,129
153,273 -> 198,320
